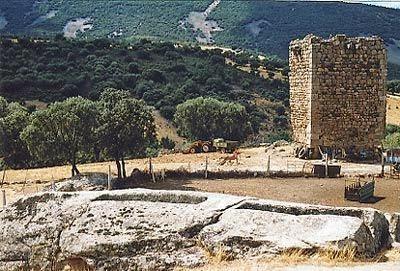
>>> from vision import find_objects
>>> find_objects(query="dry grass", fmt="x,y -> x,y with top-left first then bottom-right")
197,240 -> 233,264
380,247 -> 400,262
153,110 -> 185,148
387,95 -> 400,126
271,245 -> 357,266
187,245 -> 361,271
56,257 -> 93,271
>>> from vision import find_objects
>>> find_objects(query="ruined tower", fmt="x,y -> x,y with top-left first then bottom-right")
289,34 -> 387,157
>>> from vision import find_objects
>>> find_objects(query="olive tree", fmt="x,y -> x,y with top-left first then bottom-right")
21,97 -> 98,177
97,88 -> 156,179
0,100 -> 31,168
174,97 -> 250,140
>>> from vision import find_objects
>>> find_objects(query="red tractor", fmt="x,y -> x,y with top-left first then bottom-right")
184,140 -> 213,154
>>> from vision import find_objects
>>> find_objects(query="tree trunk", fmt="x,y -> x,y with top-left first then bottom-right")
121,156 -> 127,179
71,155 -> 80,177
73,164 -> 80,176
115,159 -> 122,179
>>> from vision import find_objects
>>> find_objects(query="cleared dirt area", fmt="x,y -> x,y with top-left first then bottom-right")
1,146 -> 396,210
137,176 -> 400,213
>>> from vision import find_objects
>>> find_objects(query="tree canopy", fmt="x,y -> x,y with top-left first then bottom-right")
174,97 -> 250,141
97,88 -> 156,178
0,102 -> 31,168
21,97 -> 98,176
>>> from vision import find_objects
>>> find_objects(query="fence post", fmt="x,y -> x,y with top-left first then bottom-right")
286,160 -> 289,174
325,153 -> 329,178
267,155 -> 270,176
205,157 -> 208,179
381,150 -> 385,177
1,168 -> 6,188
51,177 -> 55,192
107,165 -> 112,190
2,189 -> 6,208
161,168 -> 165,181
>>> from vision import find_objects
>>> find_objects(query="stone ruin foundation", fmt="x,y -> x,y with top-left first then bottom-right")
289,34 -> 387,159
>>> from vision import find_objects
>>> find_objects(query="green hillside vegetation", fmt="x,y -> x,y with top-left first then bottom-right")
1,1 -> 400,58
0,0 -> 208,40
2,0 -> 400,78
0,36 -> 290,144
210,1 -> 400,58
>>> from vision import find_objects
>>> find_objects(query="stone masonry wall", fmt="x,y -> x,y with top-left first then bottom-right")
289,34 -> 387,153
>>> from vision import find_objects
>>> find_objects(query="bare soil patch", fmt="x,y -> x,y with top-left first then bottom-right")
140,176 -> 400,213
1,147 -> 393,208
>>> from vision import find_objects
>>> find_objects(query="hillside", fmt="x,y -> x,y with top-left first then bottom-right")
1,0 -> 400,70
0,36 -> 290,142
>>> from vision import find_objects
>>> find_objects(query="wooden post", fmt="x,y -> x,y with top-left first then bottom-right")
381,150 -> 385,177
205,157 -> 208,179
325,153 -> 329,178
267,155 -> 270,176
107,165 -> 112,190
1,168 -> 6,188
2,189 -> 6,208
51,175 -> 55,192
149,157 -> 153,174
161,168 -> 165,181
152,171 -> 156,183
286,160 -> 289,174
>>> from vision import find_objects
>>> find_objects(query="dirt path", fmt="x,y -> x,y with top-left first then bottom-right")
183,0 -> 223,43
63,17 -> 93,38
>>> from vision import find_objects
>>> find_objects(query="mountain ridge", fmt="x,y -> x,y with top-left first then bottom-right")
1,1 -> 400,61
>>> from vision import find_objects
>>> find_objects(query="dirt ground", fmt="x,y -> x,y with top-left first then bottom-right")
1,146 -> 396,210
136,176 -> 400,213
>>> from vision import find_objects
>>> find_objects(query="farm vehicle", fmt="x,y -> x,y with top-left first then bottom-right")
183,138 -> 239,154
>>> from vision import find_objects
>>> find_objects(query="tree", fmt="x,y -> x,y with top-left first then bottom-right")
60,83 -> 80,97
384,132 -> 400,149
0,101 -> 31,168
174,97 -> 250,141
21,97 -> 98,177
98,88 -> 156,179
0,96 -> 8,118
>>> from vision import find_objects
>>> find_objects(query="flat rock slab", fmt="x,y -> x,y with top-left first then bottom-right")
200,209 -> 372,256
0,189 -> 392,270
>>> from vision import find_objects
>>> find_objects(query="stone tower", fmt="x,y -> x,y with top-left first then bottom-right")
289,34 -> 386,157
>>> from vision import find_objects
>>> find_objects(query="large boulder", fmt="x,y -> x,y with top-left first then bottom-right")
0,189 -> 244,271
200,200 -> 388,257
0,189 -> 392,270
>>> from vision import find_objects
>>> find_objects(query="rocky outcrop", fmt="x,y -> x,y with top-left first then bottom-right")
47,173 -> 108,192
386,213 -> 400,243
201,199 -> 389,258
0,189 -> 393,270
